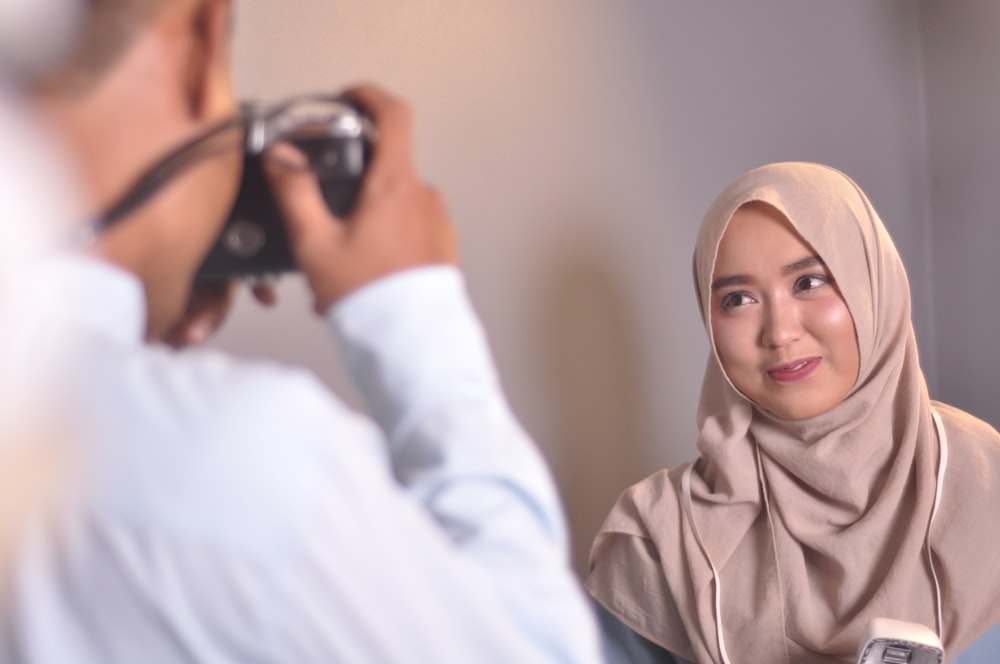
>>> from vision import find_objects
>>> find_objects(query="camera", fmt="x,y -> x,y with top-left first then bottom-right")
195,95 -> 375,282
855,618 -> 943,664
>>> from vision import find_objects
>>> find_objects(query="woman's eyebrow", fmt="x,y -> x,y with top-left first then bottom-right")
782,255 -> 825,275
711,274 -> 750,291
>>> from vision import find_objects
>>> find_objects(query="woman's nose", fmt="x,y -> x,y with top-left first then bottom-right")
760,298 -> 804,349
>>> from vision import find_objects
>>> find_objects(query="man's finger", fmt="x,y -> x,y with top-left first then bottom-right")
341,85 -> 414,185
165,282 -> 236,348
250,283 -> 278,307
263,142 -> 346,255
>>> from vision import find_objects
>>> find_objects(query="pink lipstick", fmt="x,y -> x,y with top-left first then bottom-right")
767,357 -> 821,382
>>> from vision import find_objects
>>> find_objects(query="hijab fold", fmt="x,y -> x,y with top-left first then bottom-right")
587,162 -> 1000,663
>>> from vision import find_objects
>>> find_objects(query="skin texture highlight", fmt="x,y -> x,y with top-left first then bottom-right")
709,201 -> 860,420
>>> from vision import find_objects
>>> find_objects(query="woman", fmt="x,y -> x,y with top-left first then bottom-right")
587,162 -> 1000,663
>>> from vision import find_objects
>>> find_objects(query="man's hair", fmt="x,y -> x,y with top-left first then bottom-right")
40,0 -> 169,95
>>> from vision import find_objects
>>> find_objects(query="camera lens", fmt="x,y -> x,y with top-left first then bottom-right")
223,220 -> 266,258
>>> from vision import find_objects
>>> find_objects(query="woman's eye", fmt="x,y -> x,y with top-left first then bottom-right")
795,275 -> 830,292
719,291 -> 756,309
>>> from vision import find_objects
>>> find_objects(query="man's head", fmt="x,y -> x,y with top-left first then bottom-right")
38,0 -> 242,341
37,0 -> 169,96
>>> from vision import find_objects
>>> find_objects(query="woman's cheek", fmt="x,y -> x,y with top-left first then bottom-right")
712,316 -> 753,376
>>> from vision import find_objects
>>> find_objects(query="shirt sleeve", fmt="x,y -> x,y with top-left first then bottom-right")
263,265 -> 599,662
328,266 -> 568,548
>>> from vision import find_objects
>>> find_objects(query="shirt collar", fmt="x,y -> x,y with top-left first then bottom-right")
33,253 -> 148,345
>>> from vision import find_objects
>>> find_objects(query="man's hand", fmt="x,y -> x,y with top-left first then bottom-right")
262,85 -> 458,313
165,281 -> 277,349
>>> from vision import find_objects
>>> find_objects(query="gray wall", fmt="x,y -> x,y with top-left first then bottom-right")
921,0 -> 1000,426
214,1 -> 940,574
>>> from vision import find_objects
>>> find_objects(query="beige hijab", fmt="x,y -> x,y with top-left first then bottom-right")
587,162 -> 1000,663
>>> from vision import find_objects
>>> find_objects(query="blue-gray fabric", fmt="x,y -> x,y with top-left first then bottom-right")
599,602 -> 1000,664
599,603 -> 694,664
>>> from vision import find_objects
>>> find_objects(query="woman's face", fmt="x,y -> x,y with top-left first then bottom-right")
709,202 -> 860,420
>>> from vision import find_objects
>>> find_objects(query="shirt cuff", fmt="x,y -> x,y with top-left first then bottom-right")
326,265 -> 499,442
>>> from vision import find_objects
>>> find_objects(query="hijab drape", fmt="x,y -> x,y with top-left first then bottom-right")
587,162 -> 1000,663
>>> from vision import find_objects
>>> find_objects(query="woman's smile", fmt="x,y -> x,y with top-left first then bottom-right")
766,356 -> 822,382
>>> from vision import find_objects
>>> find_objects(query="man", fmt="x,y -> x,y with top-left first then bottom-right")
4,0 -> 601,661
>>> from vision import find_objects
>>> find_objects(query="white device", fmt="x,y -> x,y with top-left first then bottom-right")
856,618 -> 944,664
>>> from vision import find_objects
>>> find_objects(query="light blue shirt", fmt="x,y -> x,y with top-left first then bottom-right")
4,256 -> 601,663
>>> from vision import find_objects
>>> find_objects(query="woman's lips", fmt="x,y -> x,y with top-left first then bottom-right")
767,357 -> 821,382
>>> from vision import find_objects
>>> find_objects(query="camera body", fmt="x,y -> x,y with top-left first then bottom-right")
856,618 -> 943,664
195,95 -> 374,282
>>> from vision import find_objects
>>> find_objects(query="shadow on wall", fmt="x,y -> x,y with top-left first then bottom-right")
532,230 -> 653,577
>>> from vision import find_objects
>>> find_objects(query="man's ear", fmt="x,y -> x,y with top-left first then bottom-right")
182,0 -> 235,121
